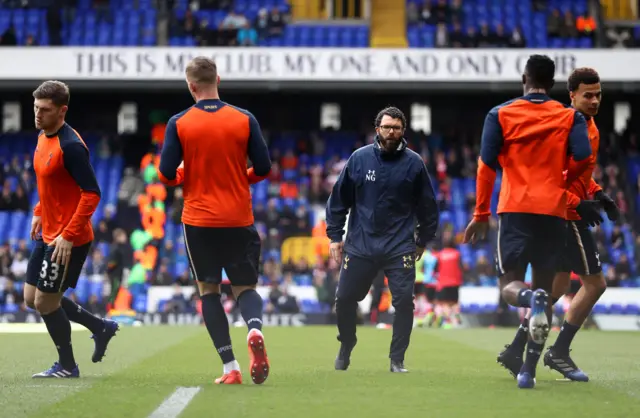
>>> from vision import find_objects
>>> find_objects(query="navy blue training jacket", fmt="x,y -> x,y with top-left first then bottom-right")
325,137 -> 439,259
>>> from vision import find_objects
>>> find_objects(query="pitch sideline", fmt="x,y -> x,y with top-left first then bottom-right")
147,387 -> 202,418
0,323 -> 88,334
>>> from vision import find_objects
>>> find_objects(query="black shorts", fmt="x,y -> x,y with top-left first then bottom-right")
495,213 -> 566,277
26,240 -> 92,294
436,286 -> 459,303
336,252 -> 416,303
425,285 -> 437,302
183,224 -> 261,286
558,220 -> 602,276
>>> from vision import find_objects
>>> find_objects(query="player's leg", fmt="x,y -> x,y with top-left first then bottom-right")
423,285 -> 436,326
334,253 -> 378,370
501,269 -> 568,377
32,244 -> 83,378
384,253 -> 417,373
183,224 -> 240,384
227,225 -> 270,384
369,271 -> 385,324
545,221 -> 605,382
496,214 -> 552,381
55,242 -> 119,362
413,282 -> 426,325
496,214 -> 534,308
516,215 -> 566,389
447,287 -> 461,326
434,287 -> 454,327
433,289 -> 448,327
24,239 -> 46,310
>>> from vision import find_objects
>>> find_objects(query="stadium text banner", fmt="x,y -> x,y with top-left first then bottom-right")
1,47 -> 639,82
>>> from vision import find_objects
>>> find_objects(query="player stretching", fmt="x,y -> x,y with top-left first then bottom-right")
463,55 -> 595,389
326,106 -> 439,373
27,81 -> 119,378
158,57 -> 272,385
498,68 -> 619,382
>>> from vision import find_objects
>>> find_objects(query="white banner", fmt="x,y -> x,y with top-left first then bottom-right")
1,47 -> 640,82
146,285 -> 640,314
593,315 -> 640,331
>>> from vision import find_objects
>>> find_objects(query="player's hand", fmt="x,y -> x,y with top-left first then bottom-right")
30,216 -> 42,240
329,241 -> 344,264
463,219 -> 489,244
576,200 -> 604,227
49,235 -> 73,267
415,246 -> 425,261
595,191 -> 620,222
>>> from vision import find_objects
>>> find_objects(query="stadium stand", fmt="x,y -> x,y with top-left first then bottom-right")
2,118 -> 640,318
406,0 -> 597,49
1,0 -> 640,320
0,0 -> 370,48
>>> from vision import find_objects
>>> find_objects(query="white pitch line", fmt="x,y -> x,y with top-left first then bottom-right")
148,387 -> 201,418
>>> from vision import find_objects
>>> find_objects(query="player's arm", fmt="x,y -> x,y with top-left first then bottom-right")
158,116 -> 185,186
61,143 -> 101,243
414,161 -> 439,248
474,107 -> 503,222
565,177 -> 603,209
588,178 -> 602,196
565,189 -> 581,211
326,156 -> 355,243
565,111 -> 593,185
589,177 -> 619,221
247,113 -> 272,183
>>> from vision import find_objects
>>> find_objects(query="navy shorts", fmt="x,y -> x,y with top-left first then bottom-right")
26,239 -> 92,293
336,252 -> 416,302
558,220 -> 602,276
495,213 -> 566,277
183,224 -> 261,286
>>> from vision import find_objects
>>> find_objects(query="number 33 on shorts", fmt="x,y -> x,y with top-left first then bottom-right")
40,260 -> 61,281
38,259 -> 65,291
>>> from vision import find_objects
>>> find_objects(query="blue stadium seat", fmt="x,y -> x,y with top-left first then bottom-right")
3,303 -> 19,313
626,304 -> 640,315
75,277 -> 90,304
133,294 -> 148,313
609,303 -> 624,314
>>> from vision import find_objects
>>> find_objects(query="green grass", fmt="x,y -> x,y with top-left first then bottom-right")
0,325 -> 638,418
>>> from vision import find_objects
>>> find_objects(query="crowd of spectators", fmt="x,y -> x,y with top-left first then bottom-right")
0,156 -> 33,211
1,112 -> 640,315
170,3 -> 290,47
407,0 -> 598,48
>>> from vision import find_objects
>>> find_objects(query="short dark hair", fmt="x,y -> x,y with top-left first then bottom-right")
567,67 -> 600,92
186,56 -> 218,84
524,54 -> 555,91
32,80 -> 70,107
375,106 -> 406,129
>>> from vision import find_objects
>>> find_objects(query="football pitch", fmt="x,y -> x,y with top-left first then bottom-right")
0,325 -> 639,418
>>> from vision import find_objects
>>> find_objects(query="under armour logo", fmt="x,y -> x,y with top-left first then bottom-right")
595,252 -> 601,266
403,255 -> 414,269
42,281 -> 54,288
365,170 -> 376,182
343,255 -> 350,270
